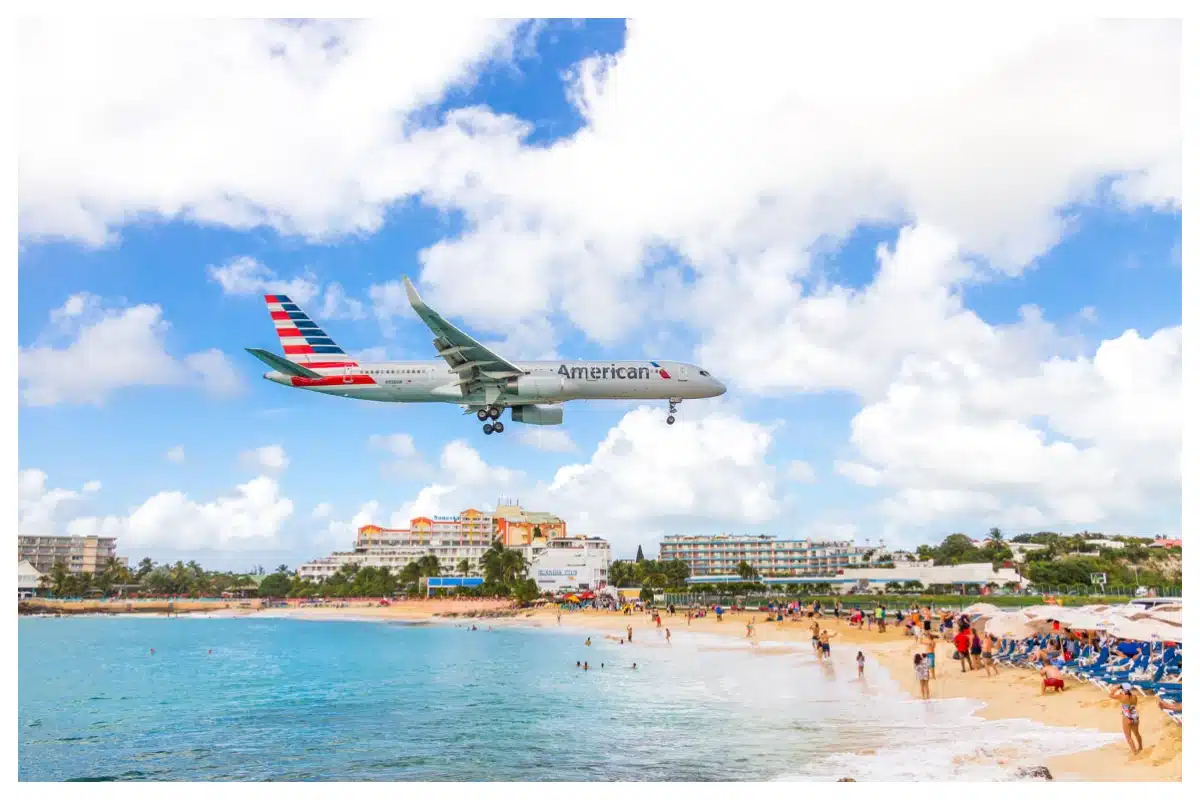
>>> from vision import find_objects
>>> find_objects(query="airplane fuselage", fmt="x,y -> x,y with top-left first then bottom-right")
264,359 -> 726,405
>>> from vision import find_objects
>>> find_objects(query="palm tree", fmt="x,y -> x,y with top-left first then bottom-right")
987,527 -> 1004,544
47,560 -> 71,597
735,560 -> 759,581
457,559 -> 471,578
135,557 -> 155,581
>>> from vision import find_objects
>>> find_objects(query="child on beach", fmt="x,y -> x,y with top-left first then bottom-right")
914,653 -> 931,700
856,651 -> 865,679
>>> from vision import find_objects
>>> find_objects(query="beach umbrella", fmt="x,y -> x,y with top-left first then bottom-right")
1129,608 -> 1182,626
1109,617 -> 1183,643
985,612 -> 1038,638
964,603 -> 1000,616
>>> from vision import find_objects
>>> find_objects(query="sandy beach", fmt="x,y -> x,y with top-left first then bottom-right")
285,601 -> 1183,781
25,598 -> 1182,781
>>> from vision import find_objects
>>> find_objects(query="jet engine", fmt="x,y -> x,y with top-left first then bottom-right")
505,374 -> 568,402
511,404 -> 564,426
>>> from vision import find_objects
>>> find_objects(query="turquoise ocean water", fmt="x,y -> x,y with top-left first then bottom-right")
19,615 -> 1118,781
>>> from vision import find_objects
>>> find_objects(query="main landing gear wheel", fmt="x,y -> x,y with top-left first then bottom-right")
483,423 -> 494,435
493,421 -> 504,433
477,409 -> 489,421
488,406 -> 502,420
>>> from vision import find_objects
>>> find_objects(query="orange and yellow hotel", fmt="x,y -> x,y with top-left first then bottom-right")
355,505 -> 566,550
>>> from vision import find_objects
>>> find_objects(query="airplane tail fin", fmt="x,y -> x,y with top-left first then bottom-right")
264,294 -> 356,367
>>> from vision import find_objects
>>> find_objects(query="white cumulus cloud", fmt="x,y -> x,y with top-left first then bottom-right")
240,444 -> 289,474
19,294 -> 243,406
67,476 -> 295,551
166,446 -> 186,464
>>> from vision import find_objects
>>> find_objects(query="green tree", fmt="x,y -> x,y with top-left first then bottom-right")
639,586 -> 655,603
258,572 -> 292,598
735,561 -> 759,581
511,579 -> 540,604
608,560 -> 636,587
987,527 -> 1004,543
480,541 -> 527,586
457,559 -> 471,578
47,560 -> 71,597
635,545 -> 645,563
135,557 -> 155,581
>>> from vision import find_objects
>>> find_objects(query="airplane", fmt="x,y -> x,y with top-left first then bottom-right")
246,277 -> 726,435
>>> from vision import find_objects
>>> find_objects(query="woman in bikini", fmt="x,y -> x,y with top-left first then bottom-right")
1110,683 -> 1143,754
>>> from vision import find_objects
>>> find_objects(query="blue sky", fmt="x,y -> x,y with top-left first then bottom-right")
17,19 -> 1181,569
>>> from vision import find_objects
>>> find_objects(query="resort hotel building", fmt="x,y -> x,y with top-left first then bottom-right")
298,504 -> 610,593
16,534 -> 126,575
659,534 -> 885,578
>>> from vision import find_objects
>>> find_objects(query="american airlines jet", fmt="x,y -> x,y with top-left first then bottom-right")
246,277 -> 726,435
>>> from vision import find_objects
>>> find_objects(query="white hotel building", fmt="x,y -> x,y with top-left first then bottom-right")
659,534 -> 884,578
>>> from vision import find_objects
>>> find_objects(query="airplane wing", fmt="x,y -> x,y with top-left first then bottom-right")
245,348 -> 323,379
403,276 -> 525,397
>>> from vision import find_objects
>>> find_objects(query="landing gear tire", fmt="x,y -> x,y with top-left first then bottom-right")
483,423 -> 494,435
666,415 -> 675,425
667,398 -> 680,424
488,406 -> 502,420
493,421 -> 504,433
477,409 -> 489,421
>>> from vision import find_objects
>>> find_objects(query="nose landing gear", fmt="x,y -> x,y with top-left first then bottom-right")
667,398 -> 680,425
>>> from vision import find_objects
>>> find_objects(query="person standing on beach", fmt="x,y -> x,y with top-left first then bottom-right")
954,626 -> 973,672
665,628 -> 671,644
1109,683 -> 1142,754
980,634 -> 998,677
818,629 -> 836,659
856,651 -> 865,679
969,629 -> 983,671
914,654 -> 931,700
811,620 -> 821,652
626,624 -> 633,643
922,632 -> 938,679
746,617 -> 756,638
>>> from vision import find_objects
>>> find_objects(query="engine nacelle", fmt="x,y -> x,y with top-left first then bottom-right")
506,374 -> 568,402
511,404 -> 564,426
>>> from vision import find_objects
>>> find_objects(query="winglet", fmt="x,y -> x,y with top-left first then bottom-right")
403,275 -> 423,309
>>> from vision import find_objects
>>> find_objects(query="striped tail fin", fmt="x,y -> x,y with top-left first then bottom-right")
264,294 -> 357,367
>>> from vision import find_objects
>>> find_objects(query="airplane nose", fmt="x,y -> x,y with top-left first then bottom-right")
716,379 -> 727,396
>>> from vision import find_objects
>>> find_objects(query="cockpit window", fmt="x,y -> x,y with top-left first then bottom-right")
699,370 -> 710,377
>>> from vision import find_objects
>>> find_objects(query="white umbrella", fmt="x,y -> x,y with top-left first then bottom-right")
1109,617 -> 1182,642
1129,608 -> 1182,626
985,612 -> 1038,638
964,603 -> 1000,616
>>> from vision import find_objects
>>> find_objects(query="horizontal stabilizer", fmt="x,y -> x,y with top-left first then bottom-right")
245,348 -> 322,379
